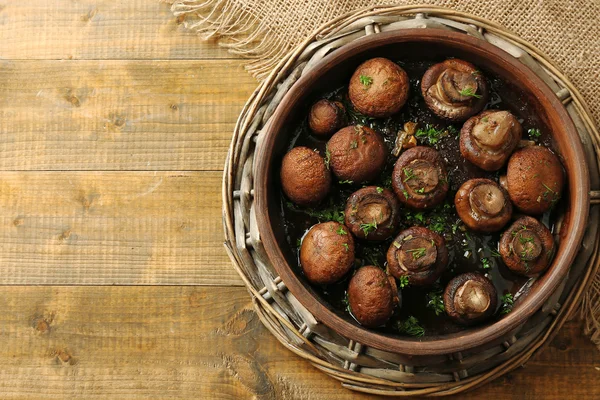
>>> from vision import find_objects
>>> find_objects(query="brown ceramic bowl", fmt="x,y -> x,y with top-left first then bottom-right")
254,29 -> 590,356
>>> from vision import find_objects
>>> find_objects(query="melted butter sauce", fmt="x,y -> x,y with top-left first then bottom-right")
279,59 -> 559,336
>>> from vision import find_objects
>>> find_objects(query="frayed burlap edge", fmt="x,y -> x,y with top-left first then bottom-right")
166,0 -> 600,352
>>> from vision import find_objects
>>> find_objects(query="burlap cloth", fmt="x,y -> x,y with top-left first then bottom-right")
167,0 -> 600,348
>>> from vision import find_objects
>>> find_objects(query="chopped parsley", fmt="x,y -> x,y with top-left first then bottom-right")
528,128 -> 542,139
406,247 -> 427,260
398,275 -> 410,288
397,316 -> 425,337
481,257 -> 491,269
359,75 -> 373,86
500,293 -> 514,315
458,87 -> 482,98
426,290 -> 445,316
359,220 -> 378,236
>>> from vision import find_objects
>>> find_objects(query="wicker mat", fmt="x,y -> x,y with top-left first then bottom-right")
167,0 -> 600,349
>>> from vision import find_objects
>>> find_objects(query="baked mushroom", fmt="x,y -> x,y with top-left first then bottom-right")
280,146 -> 331,206
348,57 -> 410,118
421,59 -> 489,121
300,222 -> 355,285
504,146 -> 565,214
460,110 -> 522,171
387,227 -> 449,286
327,125 -> 387,183
392,146 -> 449,209
454,178 -> 512,233
344,186 -> 401,241
499,216 -> 555,277
347,266 -> 399,327
308,99 -> 346,137
443,273 -> 498,325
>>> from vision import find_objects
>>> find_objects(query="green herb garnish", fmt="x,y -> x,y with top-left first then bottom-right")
360,220 -> 378,236
398,275 -> 410,288
359,75 -> 373,86
481,257 -> 491,269
342,243 -> 349,252
415,125 -> 456,146
339,180 -> 353,185
426,290 -> 445,316
397,316 -> 425,337
458,87 -> 482,98
501,293 -> 514,315
406,247 -> 427,260
402,167 -> 416,182
337,227 -> 347,235
376,187 -> 384,194
528,128 -> 542,139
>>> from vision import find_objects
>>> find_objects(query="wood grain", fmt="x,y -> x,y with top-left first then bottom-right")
0,59 -> 256,171
0,286 -> 597,400
0,171 -> 242,285
0,0 -> 239,60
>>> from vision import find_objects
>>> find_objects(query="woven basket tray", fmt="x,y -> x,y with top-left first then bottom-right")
222,6 -> 600,396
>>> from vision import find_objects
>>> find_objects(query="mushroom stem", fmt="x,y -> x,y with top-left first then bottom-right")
454,280 -> 491,316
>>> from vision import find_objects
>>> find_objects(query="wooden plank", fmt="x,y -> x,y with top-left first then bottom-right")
0,0 -> 242,60
0,171 -> 242,285
0,59 -> 257,171
0,286 -> 598,399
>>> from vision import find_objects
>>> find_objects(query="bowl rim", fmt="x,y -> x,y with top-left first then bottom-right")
254,29 -> 590,355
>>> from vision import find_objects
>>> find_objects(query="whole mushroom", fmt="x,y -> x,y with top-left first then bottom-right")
504,146 -> 564,214
327,125 -> 387,183
280,146 -> 331,206
300,222 -> 355,285
392,146 -> 449,210
308,99 -> 346,137
347,266 -> 400,327
443,272 -> 498,325
460,110 -> 522,171
454,178 -> 512,232
344,186 -> 401,241
499,216 -> 555,277
348,57 -> 410,118
421,59 -> 489,121
387,227 -> 449,286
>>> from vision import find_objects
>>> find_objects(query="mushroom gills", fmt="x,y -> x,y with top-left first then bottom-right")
438,69 -> 479,103
469,183 -> 505,218
397,237 -> 437,272
454,280 -> 491,318
511,229 -> 543,261
471,111 -> 513,150
404,160 -> 440,194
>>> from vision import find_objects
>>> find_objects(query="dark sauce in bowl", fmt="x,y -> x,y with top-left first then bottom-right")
279,59 -> 559,337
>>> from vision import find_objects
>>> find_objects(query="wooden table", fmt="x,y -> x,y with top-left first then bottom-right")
0,1 -> 598,398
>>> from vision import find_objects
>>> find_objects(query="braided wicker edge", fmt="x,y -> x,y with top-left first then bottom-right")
222,5 -> 600,396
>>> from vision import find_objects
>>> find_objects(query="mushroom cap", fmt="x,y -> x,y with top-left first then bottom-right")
327,125 -> 387,183
392,146 -> 449,210
387,226 -> 449,285
347,265 -> 397,327
348,57 -> 409,118
280,146 -> 332,206
460,110 -> 522,171
443,272 -> 498,325
308,99 -> 346,137
344,186 -> 401,241
421,59 -> 489,121
300,222 -> 355,284
454,178 -> 512,232
499,216 -> 555,277
506,146 -> 564,214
